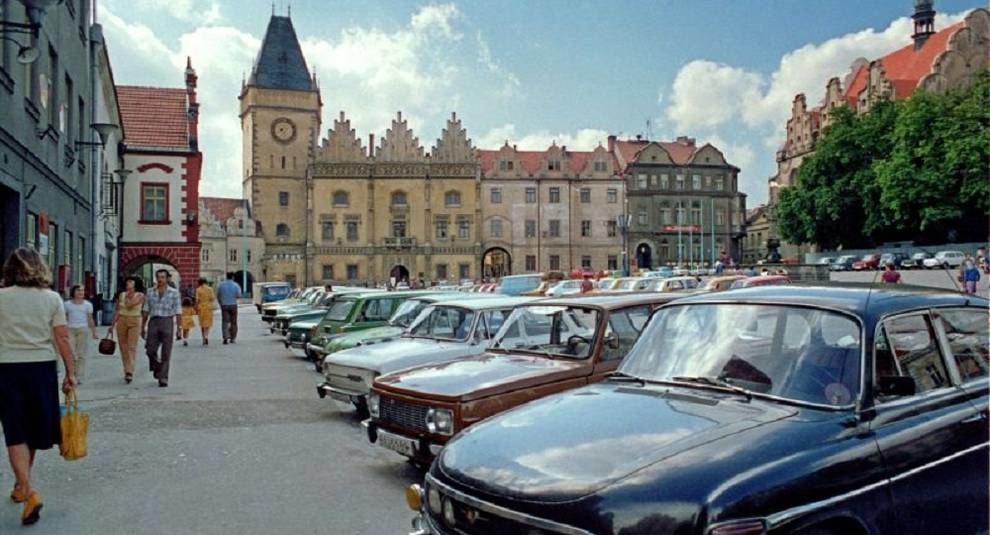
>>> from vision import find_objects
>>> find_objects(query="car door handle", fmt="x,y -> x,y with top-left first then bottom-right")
960,412 -> 987,425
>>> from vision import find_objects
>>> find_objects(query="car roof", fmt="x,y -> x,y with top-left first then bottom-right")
670,283 -> 987,318
530,293 -> 684,309
429,296 -> 537,310
413,292 -> 495,303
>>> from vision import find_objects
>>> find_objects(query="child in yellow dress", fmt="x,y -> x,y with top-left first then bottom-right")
180,297 -> 197,347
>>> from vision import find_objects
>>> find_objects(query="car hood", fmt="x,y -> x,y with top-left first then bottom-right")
326,338 -> 479,375
437,381 -> 797,503
377,353 -> 586,401
288,318 -> 321,331
334,326 -> 405,347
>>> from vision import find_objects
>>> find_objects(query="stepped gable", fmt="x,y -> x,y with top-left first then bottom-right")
249,15 -> 315,91
317,111 -> 367,162
431,112 -> 476,163
376,111 -> 425,162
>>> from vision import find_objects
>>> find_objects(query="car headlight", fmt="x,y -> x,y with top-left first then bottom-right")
442,497 -> 456,527
425,408 -> 454,435
368,392 -> 380,418
427,486 -> 442,515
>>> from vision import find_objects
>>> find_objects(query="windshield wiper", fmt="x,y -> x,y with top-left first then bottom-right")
670,376 -> 752,402
608,371 -> 645,386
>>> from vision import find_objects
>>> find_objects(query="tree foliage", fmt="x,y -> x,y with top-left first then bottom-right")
776,72 -> 989,248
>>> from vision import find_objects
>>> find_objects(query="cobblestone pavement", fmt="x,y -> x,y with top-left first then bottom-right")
0,304 -> 420,534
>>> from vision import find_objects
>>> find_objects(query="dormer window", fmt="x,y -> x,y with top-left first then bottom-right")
547,159 -> 561,171
498,160 -> 514,171
593,160 -> 607,172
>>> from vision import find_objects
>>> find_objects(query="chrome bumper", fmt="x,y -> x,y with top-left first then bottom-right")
317,383 -> 366,405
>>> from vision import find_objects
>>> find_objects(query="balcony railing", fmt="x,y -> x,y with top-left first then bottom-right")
384,237 -> 416,248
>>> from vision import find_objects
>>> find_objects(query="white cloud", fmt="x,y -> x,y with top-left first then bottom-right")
477,124 -> 609,151
477,31 -> 521,97
666,61 -> 764,132
123,0 -> 223,24
411,4 -> 463,40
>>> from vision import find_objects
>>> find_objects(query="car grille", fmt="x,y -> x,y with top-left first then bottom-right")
380,396 -> 428,433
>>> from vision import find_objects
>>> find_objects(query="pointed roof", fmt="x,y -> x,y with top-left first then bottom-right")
249,15 -> 315,91
116,86 -> 190,150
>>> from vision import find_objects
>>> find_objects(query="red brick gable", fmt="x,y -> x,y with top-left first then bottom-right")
117,86 -> 190,150
201,197 -> 247,224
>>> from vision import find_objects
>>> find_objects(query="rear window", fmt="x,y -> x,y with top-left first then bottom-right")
264,286 -> 290,297
498,275 -> 542,295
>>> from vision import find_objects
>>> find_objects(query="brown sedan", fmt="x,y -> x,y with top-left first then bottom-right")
364,293 -> 682,465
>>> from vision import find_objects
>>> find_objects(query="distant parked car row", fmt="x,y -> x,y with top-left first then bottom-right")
825,250 -> 968,271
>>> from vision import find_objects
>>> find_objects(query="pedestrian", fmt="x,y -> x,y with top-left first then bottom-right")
142,269 -> 181,387
195,277 -> 216,345
960,258 -> 980,294
580,275 -> 593,293
217,272 -> 242,344
179,297 -> 197,346
109,276 -> 145,384
0,248 -> 76,525
182,283 -> 195,302
324,282 -> 333,294
64,285 -> 97,385
880,262 -> 901,284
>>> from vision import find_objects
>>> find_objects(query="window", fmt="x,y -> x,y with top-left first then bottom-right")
391,191 -> 407,206
346,221 -> 358,242
549,255 -> 560,271
490,219 -> 503,238
525,187 -> 536,203
322,265 -> 334,280
650,174 -> 658,187
690,203 -> 701,225
141,184 -> 168,222
675,174 -> 685,190
278,191 -> 289,207
660,206 -> 671,225
606,220 -> 617,237
321,221 -> 335,241
607,255 -> 618,270
444,191 -> 461,207
581,256 -> 592,269
24,33 -> 38,103
548,220 -> 560,237
498,159 -> 514,171
593,160 -> 607,172
714,175 -> 724,191
458,220 -> 470,240
459,264 -> 470,280
201,247 -> 210,263
276,223 -> 289,238
579,188 -> 591,203
77,236 -> 84,271
48,46 -> 58,126
229,249 -> 237,263
64,230 -> 72,266
606,189 -> 617,203
64,74 -> 73,142
346,264 -> 358,280
525,255 -> 536,271
332,191 -> 349,207
715,210 -> 725,226
524,220 -> 536,238
435,263 -> 448,281
549,187 -> 560,203
247,250 -> 252,263
638,209 -> 647,226
581,220 -> 591,237
879,314 -> 950,395
391,220 -> 406,238
77,97 -> 85,145
676,205 -> 685,224
692,174 -> 702,190
490,188 -> 502,204
938,309 -> 989,381
435,220 -> 448,240
547,159 -> 561,171
660,174 -> 669,189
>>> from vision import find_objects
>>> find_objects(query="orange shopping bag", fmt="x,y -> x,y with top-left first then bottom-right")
59,389 -> 88,461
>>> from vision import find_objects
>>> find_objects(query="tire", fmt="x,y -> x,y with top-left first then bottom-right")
353,399 -> 369,419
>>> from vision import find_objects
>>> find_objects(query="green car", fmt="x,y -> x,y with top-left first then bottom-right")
307,291 -> 494,363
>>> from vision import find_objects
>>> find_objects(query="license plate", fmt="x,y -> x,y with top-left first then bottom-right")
329,391 -> 352,403
378,430 -> 417,457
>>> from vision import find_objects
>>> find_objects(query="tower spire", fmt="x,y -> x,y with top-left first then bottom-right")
911,0 -> 936,49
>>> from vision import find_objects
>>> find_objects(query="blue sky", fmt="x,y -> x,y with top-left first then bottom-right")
99,0 -> 983,203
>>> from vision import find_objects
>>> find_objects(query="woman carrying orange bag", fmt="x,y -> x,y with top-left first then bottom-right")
0,248 -> 77,525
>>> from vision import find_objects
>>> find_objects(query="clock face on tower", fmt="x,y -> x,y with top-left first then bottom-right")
271,118 -> 297,144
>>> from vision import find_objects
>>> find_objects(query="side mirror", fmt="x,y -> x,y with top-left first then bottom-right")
877,375 -> 916,397
604,334 -> 620,350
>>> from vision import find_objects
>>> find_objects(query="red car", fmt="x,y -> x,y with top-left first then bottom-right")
852,254 -> 881,270
729,275 -> 791,289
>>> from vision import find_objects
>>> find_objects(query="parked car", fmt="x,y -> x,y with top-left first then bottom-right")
293,290 -> 408,367
496,274 -> 544,296
367,294 -> 681,465
544,279 -> 584,297
267,289 -> 327,333
924,250 -> 966,269
307,292 -> 495,363
644,275 -> 699,292
317,297 -> 535,415
272,291 -> 336,337
852,253 -> 881,270
878,252 -> 907,269
252,282 -> 291,313
729,274 -> 791,289
830,255 -> 857,271
260,286 -> 320,324
703,274 -> 747,291
817,256 -> 835,265
900,252 -> 930,269
408,285 -> 989,535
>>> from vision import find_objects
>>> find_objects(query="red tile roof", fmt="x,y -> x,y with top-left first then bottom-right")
201,197 -> 247,224
844,21 -> 964,104
477,148 -> 599,175
613,139 -> 699,171
117,86 -> 190,150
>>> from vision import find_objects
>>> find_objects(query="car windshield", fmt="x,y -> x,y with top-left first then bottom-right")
491,305 -> 600,359
389,298 -> 430,328
325,299 -> 356,321
407,306 -> 477,341
265,286 -> 289,297
620,304 -> 862,407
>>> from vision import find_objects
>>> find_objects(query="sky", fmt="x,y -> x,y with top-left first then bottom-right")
98,0 -> 983,205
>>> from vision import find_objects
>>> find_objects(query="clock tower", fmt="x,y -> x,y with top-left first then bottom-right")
239,13 -> 321,285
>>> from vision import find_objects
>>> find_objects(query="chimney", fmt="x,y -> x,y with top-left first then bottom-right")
185,57 -> 199,151
607,135 -> 616,153
369,133 -> 375,158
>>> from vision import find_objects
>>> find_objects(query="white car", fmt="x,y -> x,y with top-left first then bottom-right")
923,250 -> 966,269
545,279 -> 584,297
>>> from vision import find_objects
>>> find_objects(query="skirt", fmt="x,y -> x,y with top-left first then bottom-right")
197,304 -> 214,329
0,361 -> 60,449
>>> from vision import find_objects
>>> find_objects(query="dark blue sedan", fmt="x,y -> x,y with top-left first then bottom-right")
407,285 -> 989,535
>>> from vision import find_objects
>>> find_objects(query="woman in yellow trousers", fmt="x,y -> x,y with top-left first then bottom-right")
195,278 -> 215,345
110,276 -> 145,384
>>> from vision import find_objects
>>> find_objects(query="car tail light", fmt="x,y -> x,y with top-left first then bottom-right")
709,520 -> 766,535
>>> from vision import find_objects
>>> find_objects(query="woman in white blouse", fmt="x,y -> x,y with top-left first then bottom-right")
64,285 -> 97,384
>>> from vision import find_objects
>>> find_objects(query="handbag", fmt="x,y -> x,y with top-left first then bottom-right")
59,389 -> 89,461
98,330 -> 116,355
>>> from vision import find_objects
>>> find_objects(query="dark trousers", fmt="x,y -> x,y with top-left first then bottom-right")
146,317 -> 175,382
221,305 -> 238,341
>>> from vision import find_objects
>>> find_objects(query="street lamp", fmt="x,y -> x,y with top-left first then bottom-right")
0,0 -> 62,64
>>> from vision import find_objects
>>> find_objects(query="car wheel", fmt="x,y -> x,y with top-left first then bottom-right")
353,399 -> 369,419
313,360 -> 322,373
